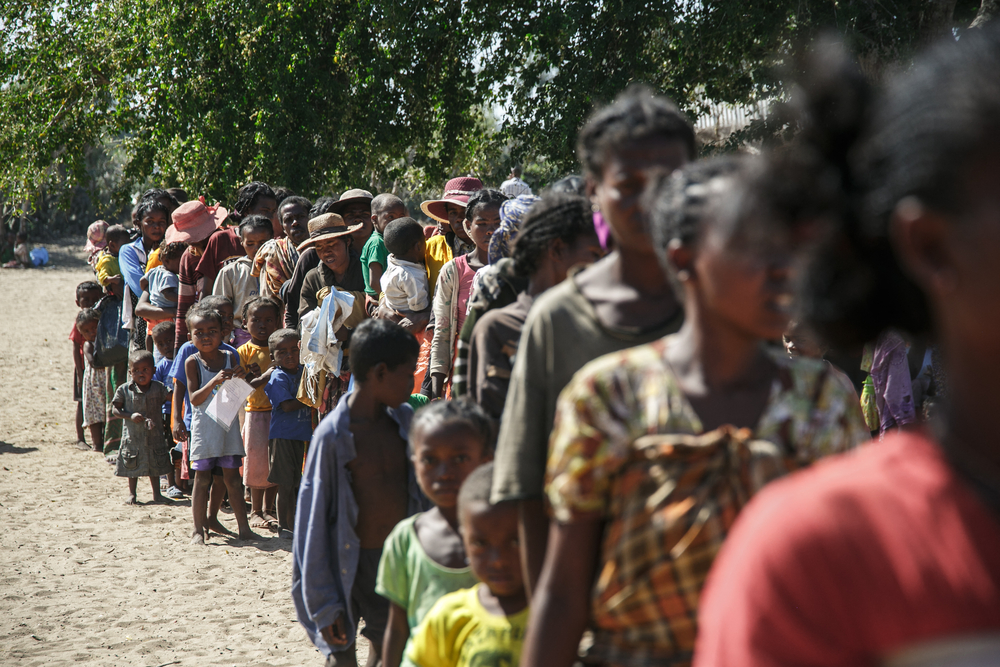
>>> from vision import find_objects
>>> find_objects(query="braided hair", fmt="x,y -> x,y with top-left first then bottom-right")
231,182 -> 276,223
577,85 -> 695,179
464,189 -> 507,223
510,194 -> 595,278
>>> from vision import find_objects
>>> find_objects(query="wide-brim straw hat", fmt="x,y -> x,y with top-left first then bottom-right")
297,213 -> 364,252
329,189 -> 374,216
164,200 -> 228,244
420,177 -> 484,223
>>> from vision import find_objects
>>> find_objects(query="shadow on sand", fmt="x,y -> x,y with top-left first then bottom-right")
0,441 -> 39,455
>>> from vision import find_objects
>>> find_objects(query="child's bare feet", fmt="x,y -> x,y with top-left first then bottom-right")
190,529 -> 206,545
75,440 -> 90,451
206,517 -> 234,537
238,528 -> 260,541
150,493 -> 172,505
93,444 -> 103,453
124,494 -> 138,505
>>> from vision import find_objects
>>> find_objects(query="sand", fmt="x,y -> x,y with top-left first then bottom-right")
0,239 -> 369,666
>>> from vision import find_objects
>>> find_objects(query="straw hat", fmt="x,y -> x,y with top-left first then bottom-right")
297,213 -> 363,251
164,200 -> 228,244
329,189 -> 374,216
420,177 -> 484,223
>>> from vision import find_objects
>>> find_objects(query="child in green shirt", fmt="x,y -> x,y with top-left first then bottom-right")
361,193 -> 408,311
377,400 -> 494,667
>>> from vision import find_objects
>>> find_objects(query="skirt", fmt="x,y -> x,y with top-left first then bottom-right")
82,364 -> 107,427
242,411 -> 274,489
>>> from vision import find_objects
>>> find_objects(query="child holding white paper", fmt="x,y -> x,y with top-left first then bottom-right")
184,304 -> 256,545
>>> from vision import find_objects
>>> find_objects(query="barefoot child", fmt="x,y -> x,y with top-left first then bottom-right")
263,328 -> 313,531
77,308 -> 107,454
377,400 -> 492,667
170,296 -> 239,537
151,321 -> 184,498
72,282 -> 104,449
238,295 -> 283,530
184,305 -> 254,544
293,319 -> 428,666
407,462 -> 529,667
111,350 -> 174,505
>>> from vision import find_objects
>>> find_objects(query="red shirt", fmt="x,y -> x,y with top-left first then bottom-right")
694,430 -> 1000,667
69,322 -> 85,365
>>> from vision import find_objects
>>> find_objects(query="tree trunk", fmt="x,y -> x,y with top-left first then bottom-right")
919,0 -> 958,43
970,0 -> 1000,28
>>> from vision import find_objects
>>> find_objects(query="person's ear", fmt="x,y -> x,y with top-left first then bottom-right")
891,197 -> 959,298
374,361 -> 389,382
666,239 -> 694,283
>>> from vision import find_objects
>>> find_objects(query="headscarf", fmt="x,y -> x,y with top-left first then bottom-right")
85,220 -> 108,268
252,236 -> 301,299
488,194 -> 540,265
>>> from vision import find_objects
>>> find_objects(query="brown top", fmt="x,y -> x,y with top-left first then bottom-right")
467,292 -> 534,420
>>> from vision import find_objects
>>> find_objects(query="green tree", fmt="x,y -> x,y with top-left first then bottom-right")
1,0 -> 995,226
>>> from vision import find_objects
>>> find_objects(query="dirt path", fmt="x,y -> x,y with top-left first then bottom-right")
0,239 -> 365,666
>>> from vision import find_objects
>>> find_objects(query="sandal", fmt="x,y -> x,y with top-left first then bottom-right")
164,486 -> 184,499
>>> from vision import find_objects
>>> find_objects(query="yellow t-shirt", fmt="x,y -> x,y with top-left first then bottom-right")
238,342 -> 272,412
407,584 -> 529,667
424,235 -> 453,300
95,251 -> 120,287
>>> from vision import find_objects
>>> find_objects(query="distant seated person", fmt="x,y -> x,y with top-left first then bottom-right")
3,231 -> 33,268
381,217 -> 430,334
95,225 -> 131,295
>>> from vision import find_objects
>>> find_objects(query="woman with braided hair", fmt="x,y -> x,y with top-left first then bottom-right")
466,194 -> 603,418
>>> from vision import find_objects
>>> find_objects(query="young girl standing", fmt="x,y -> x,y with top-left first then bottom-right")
238,296 -> 282,529
429,189 -> 507,398
522,158 -> 868,667
184,305 -> 254,544
77,308 -> 106,454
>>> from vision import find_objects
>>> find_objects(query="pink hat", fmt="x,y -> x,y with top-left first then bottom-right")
164,200 -> 228,244
420,177 -> 484,223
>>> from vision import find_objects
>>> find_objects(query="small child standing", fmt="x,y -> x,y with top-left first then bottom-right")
151,321 -> 184,499
362,194 -> 409,311
263,328 -> 313,532
377,400 -> 493,667
85,220 -> 109,270
96,225 -> 131,297
293,319 -> 427,666
407,462 -> 529,667
111,350 -> 174,505
213,215 -> 274,347
72,282 -> 104,449
238,296 -> 283,529
77,308 -> 107,454
184,305 -> 254,544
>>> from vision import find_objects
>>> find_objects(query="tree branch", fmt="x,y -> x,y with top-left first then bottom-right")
970,0 -> 999,28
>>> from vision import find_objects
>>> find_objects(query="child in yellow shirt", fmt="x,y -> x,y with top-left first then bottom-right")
96,225 -> 131,296
407,462 -> 529,667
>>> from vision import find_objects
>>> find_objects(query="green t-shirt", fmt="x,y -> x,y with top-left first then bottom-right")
360,231 -> 389,297
376,513 -> 479,667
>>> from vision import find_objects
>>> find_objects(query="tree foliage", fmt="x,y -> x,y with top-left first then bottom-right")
0,0 -> 993,228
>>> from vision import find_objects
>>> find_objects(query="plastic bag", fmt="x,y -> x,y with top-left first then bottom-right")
29,247 -> 48,266
298,289 -> 355,407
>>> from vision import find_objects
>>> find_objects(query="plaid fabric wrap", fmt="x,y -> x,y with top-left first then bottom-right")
587,428 -> 786,667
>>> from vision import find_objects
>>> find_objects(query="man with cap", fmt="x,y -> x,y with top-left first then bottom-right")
330,189 -> 374,250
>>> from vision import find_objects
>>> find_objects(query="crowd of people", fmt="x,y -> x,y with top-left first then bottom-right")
53,21 -> 1000,667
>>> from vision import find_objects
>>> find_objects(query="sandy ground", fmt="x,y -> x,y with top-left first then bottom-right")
0,238 -> 369,666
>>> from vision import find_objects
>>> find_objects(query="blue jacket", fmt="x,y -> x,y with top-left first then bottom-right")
292,393 -> 429,655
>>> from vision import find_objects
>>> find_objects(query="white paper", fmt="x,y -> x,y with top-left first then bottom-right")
205,377 -> 254,431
